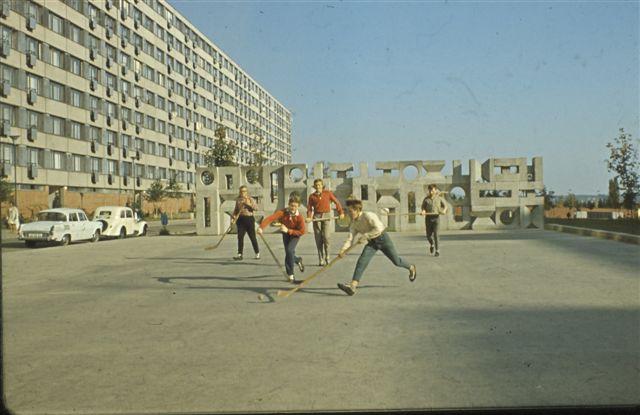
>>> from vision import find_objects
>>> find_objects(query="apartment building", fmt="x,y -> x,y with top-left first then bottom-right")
0,0 -> 292,216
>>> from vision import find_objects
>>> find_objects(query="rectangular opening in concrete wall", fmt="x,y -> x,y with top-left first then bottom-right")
270,172 -> 278,203
203,197 -> 210,227
480,190 -> 512,198
454,205 -> 464,222
387,207 -> 396,231
361,185 -> 369,201
408,192 -> 416,223
225,174 -> 233,190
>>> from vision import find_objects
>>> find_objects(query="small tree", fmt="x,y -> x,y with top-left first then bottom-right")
606,128 -> 639,210
0,176 -> 13,204
607,178 -> 620,209
144,179 -> 167,218
204,125 -> 237,167
166,176 -> 183,218
541,186 -> 555,210
565,193 -> 577,209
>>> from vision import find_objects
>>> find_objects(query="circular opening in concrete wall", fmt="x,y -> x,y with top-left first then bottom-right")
200,170 -> 214,185
499,209 -> 517,225
449,186 -> 466,201
402,165 -> 419,181
289,167 -> 304,183
246,169 -> 259,184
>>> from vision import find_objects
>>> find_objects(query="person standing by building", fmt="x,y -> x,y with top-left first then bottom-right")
232,185 -> 260,261
336,199 -> 416,296
258,194 -> 306,283
421,184 -> 448,257
7,202 -> 20,234
306,179 -> 345,266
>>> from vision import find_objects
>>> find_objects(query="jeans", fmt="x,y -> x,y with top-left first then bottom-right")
426,217 -> 439,251
353,231 -> 411,282
236,215 -> 259,255
282,233 -> 302,276
312,212 -> 332,260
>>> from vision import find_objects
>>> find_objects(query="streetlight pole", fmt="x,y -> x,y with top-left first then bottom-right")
9,134 -> 19,208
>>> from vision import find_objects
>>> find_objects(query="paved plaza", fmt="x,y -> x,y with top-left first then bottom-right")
2,229 -> 639,413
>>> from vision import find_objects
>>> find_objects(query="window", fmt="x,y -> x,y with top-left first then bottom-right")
121,134 -> 131,148
51,116 -> 64,135
107,160 -> 116,174
48,13 -> 64,35
69,213 -> 79,222
144,115 -> 155,130
91,157 -> 100,173
69,56 -> 82,75
89,126 -> 101,142
78,212 -> 88,221
89,95 -> 100,111
72,155 -> 82,172
157,120 -> 165,134
25,36 -> 40,58
52,151 -> 64,170
69,24 -> 82,43
120,52 -> 131,69
49,48 -> 64,68
121,107 -> 131,122
26,110 -> 39,129
70,121 -> 82,139
69,89 -> 82,107
105,130 -> 117,145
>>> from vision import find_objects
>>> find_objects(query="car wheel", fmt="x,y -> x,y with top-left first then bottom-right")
25,241 -> 37,248
140,225 -> 147,236
90,230 -> 100,243
118,227 -> 126,239
60,234 -> 71,246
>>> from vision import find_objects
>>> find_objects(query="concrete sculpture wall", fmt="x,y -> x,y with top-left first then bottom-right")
195,157 -> 544,235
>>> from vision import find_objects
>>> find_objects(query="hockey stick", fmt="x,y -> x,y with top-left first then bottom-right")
258,231 -> 290,281
203,223 -> 234,251
276,239 -> 364,299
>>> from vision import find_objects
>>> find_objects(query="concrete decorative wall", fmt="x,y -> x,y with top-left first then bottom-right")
195,157 -> 544,235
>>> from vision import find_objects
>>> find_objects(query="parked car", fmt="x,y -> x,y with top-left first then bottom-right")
93,206 -> 148,239
18,208 -> 102,248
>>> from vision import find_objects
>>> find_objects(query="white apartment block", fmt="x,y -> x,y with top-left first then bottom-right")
0,0 -> 292,212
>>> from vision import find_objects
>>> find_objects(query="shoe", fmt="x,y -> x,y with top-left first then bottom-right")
297,258 -> 305,272
429,245 -> 434,254
287,275 -> 295,283
324,257 -> 330,266
233,254 -> 243,261
435,251 -> 440,257
337,282 -> 356,296
318,259 -> 324,266
409,264 -> 417,282
255,252 -> 260,260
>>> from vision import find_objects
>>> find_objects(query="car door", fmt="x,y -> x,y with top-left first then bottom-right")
125,208 -> 135,235
78,211 -> 91,239
68,212 -> 82,239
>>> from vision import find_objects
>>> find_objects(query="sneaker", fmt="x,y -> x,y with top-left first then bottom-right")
429,245 -> 434,254
435,251 -> 440,257
409,264 -> 417,282
318,258 -> 324,266
255,252 -> 260,260
297,258 -> 305,272
286,275 -> 295,283
337,282 -> 356,296
324,257 -> 330,266
233,254 -> 243,261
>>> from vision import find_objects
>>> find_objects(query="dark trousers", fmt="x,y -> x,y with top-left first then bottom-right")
236,215 -> 259,255
282,233 -> 302,276
353,231 -> 411,282
426,217 -> 439,251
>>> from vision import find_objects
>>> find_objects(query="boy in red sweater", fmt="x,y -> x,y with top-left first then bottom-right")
258,194 -> 306,283
306,179 -> 345,266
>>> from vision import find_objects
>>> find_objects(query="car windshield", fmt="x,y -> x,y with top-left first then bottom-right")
95,210 -> 112,218
37,212 -> 67,222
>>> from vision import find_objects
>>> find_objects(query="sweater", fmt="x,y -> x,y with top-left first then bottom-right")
260,209 -> 306,237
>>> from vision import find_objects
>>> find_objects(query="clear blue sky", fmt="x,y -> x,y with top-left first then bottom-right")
169,0 -> 639,195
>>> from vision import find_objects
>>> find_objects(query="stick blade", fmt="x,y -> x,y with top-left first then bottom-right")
276,289 -> 290,298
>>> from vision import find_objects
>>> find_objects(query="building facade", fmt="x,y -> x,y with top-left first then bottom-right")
0,0 -> 292,218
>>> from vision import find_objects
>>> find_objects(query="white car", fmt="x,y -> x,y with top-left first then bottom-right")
19,208 -> 102,248
93,206 -> 148,239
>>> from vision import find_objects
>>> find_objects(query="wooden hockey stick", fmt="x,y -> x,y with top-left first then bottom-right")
203,223 -> 234,251
258,232 -> 290,280
276,239 -> 365,299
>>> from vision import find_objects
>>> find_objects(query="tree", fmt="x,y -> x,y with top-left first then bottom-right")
0,176 -> 13,204
541,186 -> 555,210
144,179 -> 167,217
607,178 -> 621,209
565,193 -> 578,209
166,176 -> 183,218
204,125 -> 237,167
606,128 -> 639,210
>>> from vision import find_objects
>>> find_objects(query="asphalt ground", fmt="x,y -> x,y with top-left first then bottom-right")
2,229 -> 639,413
